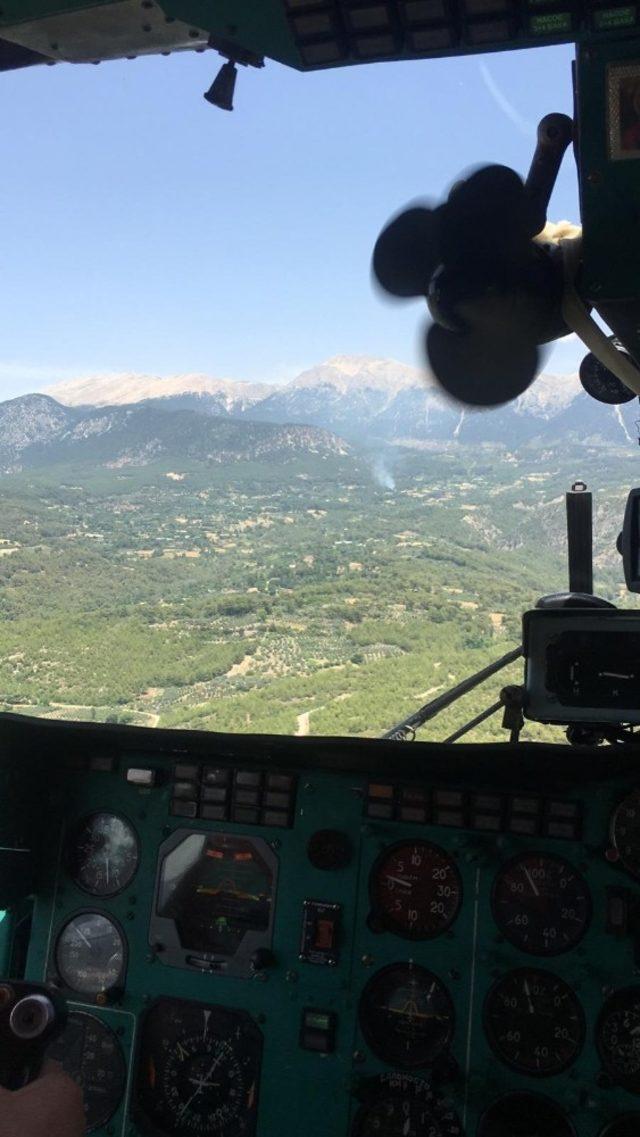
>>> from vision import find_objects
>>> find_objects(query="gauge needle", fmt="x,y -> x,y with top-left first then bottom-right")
105,856 -> 110,887
76,927 -> 92,949
178,1086 -> 203,1119
178,1059 -> 221,1120
386,876 -> 411,890
523,868 -> 540,897
523,979 -> 535,1014
384,1006 -> 446,1020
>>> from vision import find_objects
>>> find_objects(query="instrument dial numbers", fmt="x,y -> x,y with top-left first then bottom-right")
492,853 -> 591,955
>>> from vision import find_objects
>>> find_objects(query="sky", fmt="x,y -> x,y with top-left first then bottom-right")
0,40 -> 584,401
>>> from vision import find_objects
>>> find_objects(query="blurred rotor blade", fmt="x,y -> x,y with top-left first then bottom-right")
425,321 -> 540,407
372,205 -> 441,298
441,165 -> 535,269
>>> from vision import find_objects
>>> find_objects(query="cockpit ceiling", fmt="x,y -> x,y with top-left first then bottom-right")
0,0 -> 639,74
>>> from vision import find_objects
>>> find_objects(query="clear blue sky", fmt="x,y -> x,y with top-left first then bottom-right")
0,41 -> 582,400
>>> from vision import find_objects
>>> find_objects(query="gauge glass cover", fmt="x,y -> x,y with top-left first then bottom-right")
54,912 -> 125,995
358,962 -> 454,1068
153,831 -> 277,973
46,1011 -> 125,1132
598,1115 -> 640,1137
478,1092 -> 576,1136
370,841 -> 462,939
484,968 -> 585,1076
67,812 -> 139,897
611,791 -> 640,877
492,853 -> 591,955
135,997 -> 262,1137
352,1075 -> 462,1137
597,987 -> 640,1093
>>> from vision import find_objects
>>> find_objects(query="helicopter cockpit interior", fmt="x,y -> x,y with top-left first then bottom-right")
3,4 -> 640,1137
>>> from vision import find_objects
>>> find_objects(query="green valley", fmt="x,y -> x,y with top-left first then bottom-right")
0,437 -> 634,742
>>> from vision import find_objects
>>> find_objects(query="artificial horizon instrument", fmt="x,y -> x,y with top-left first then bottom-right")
3,5 -> 640,1137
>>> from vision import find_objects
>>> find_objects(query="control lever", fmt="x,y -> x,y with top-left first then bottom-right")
0,981 -> 67,1090
525,113 -> 574,235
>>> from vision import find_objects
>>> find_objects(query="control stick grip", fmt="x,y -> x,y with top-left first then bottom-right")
526,112 -> 574,235
0,981 -> 67,1090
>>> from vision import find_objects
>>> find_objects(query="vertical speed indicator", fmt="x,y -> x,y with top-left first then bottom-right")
369,841 -> 462,939
491,853 -> 591,956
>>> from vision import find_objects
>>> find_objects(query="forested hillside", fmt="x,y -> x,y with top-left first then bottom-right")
0,428 -> 634,741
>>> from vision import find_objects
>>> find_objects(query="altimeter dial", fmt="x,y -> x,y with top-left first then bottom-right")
484,968 -> 585,1076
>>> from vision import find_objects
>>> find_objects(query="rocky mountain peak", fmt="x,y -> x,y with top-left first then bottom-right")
291,355 -> 426,394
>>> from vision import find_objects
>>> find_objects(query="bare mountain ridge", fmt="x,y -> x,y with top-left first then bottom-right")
47,371 -> 270,411
41,355 -> 635,447
46,355 -> 580,415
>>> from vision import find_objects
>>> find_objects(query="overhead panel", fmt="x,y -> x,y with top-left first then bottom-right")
0,0 -> 208,64
2,0 -> 640,72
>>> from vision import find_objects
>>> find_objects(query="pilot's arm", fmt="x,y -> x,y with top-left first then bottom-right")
0,1062 -> 84,1137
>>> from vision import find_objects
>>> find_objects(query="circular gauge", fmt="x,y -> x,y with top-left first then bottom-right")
484,968 -> 585,1076
55,912 -> 125,996
599,1118 -> 640,1137
67,812 -> 139,897
369,841 -> 462,939
492,853 -> 591,955
579,345 -> 637,405
478,1092 -> 576,1137
358,962 -> 455,1068
610,791 -> 640,877
597,987 -> 640,1092
135,997 -> 263,1137
352,1074 -> 462,1137
46,1011 -> 125,1132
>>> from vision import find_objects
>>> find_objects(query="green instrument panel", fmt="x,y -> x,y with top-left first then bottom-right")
2,713 -> 640,1137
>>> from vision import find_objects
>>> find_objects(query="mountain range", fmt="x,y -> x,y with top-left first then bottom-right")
43,354 -> 638,448
0,394 -> 348,474
0,354 -> 636,474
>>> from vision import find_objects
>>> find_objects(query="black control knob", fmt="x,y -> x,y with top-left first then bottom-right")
307,829 -> 352,871
10,994 -> 55,1040
0,981 -> 66,1089
250,949 -> 275,972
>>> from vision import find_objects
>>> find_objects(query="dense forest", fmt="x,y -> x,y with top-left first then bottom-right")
0,439 -> 634,741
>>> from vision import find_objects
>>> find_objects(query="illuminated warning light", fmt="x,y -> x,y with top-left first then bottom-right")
206,848 -> 225,859
234,852 -> 254,861
314,919 -> 335,950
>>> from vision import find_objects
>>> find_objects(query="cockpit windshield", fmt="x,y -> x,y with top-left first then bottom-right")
0,44 -> 635,741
